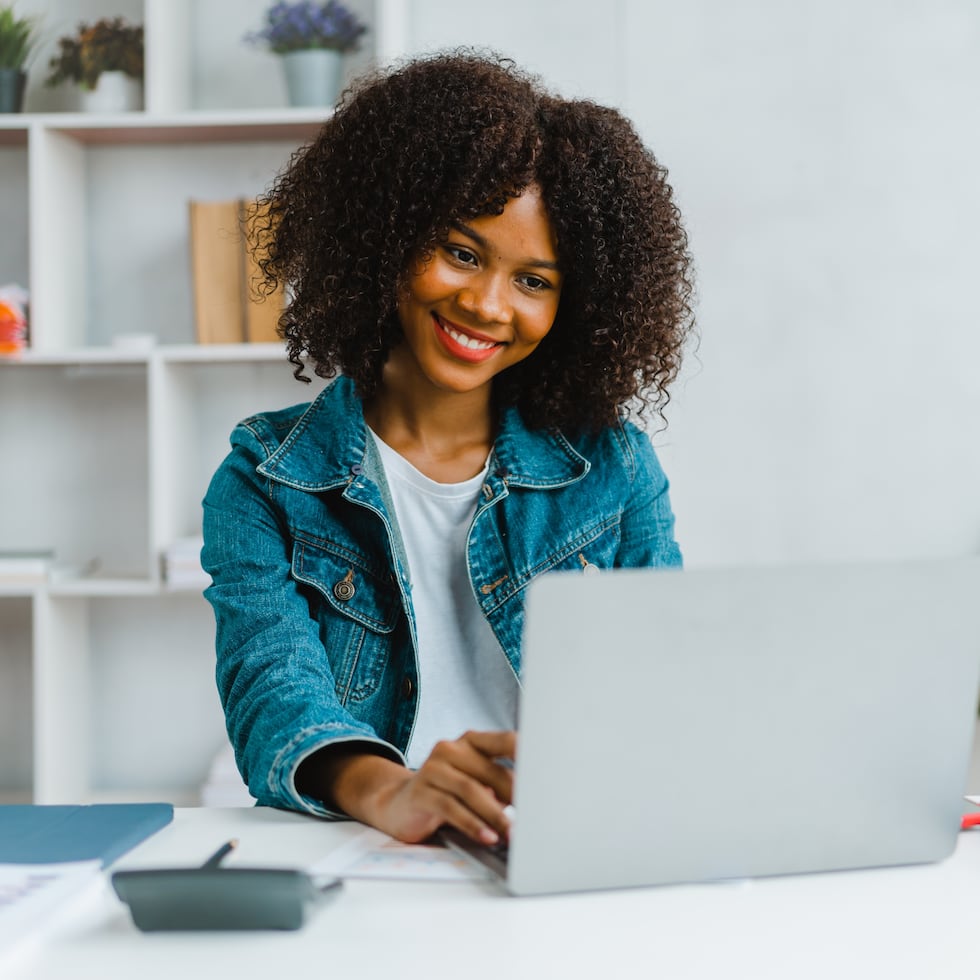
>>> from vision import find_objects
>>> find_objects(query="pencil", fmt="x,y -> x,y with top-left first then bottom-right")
200,838 -> 238,869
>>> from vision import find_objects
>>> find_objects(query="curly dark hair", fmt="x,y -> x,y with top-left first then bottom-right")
257,50 -> 694,431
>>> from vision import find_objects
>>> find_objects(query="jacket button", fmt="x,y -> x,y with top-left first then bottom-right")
401,676 -> 414,699
333,579 -> 355,601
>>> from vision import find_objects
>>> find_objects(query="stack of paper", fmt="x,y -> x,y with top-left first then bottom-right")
199,742 -> 256,807
0,862 -> 103,970
162,536 -> 210,591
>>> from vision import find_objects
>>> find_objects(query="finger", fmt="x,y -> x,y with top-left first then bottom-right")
432,787 -> 502,845
428,737 -> 514,806
421,755 -> 513,838
387,764 -> 503,845
459,729 -> 517,762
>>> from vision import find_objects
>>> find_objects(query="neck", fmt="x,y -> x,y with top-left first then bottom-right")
363,352 -> 495,482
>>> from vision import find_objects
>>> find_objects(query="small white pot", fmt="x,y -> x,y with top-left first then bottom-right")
281,49 -> 342,108
78,71 -> 144,113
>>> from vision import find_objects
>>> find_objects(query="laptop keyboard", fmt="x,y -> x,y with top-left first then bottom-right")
439,827 -> 510,879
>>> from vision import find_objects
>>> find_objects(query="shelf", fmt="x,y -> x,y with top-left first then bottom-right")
156,342 -> 287,363
0,349 -> 152,367
0,582 -> 45,597
48,577 -> 163,599
6,108 -> 329,145
1,343 -> 288,367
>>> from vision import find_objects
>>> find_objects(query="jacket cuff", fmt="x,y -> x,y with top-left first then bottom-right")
267,722 -> 407,819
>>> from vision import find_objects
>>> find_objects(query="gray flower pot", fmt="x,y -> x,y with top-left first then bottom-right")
0,69 -> 26,113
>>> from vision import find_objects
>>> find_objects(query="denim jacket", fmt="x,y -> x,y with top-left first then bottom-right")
202,376 -> 682,816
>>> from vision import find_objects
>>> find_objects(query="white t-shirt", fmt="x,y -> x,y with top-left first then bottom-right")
368,429 -> 519,769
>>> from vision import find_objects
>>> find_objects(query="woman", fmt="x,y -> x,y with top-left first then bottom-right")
202,51 -> 694,846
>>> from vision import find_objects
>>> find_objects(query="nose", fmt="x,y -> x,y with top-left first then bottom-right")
455,273 -> 513,325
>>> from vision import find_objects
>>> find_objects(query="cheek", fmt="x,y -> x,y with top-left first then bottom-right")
403,261 -> 455,309
526,299 -> 560,344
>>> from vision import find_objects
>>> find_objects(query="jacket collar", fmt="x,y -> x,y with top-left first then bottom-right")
257,376 -> 590,491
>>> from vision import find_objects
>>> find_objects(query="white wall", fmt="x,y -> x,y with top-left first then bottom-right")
407,0 -> 980,568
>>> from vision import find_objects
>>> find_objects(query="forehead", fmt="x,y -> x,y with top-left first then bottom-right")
463,188 -> 559,261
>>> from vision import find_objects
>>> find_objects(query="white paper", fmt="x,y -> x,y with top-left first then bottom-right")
311,828 -> 490,882
0,861 -> 103,966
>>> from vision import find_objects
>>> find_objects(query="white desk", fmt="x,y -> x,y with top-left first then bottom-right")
12,806 -> 980,980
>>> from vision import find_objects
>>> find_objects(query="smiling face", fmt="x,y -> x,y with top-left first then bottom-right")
393,186 -> 563,399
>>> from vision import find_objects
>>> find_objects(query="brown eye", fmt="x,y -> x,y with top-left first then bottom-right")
445,245 -> 478,266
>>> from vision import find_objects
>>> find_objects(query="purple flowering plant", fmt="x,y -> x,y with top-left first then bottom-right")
245,1 -> 367,54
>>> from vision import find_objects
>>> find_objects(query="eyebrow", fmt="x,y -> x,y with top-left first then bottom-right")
450,221 -> 561,272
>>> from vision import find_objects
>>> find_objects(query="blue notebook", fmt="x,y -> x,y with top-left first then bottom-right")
0,803 -> 174,866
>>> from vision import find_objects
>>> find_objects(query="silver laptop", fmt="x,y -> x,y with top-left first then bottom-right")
442,559 -> 980,895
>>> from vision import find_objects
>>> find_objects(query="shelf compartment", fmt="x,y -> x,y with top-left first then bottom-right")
0,363 -> 151,581
87,594 -> 225,800
0,141 -> 30,313
27,131 -> 305,352
0,596 -> 34,799
150,357 -> 325,556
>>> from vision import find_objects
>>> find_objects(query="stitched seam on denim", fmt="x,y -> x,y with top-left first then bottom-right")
481,516 -> 619,614
292,534 -> 394,583
502,429 -> 590,488
337,626 -> 364,706
341,627 -> 387,704
257,386 -> 357,490
263,390 -> 323,460
549,427 -> 591,467
266,474 -> 350,492
256,397 -> 330,479
239,418 -> 278,459
612,420 -> 638,481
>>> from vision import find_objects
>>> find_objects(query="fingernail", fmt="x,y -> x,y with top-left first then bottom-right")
479,827 -> 499,845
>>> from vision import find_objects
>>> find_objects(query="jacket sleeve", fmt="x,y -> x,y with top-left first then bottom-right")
201,421 -> 404,818
614,423 -> 683,569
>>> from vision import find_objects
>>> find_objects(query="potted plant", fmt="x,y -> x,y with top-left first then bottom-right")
45,17 -> 144,113
245,1 -> 368,108
0,4 -> 40,113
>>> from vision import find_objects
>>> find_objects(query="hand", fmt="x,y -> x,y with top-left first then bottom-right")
329,730 -> 516,845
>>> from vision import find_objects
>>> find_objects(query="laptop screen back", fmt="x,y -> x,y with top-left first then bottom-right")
507,559 -> 980,895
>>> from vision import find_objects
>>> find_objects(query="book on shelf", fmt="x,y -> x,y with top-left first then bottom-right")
188,198 -> 285,345
240,199 -> 285,344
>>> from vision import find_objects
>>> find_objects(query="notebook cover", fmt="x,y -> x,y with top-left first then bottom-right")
0,803 -> 174,867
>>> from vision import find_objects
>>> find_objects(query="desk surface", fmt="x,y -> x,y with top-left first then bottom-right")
11,805 -> 980,980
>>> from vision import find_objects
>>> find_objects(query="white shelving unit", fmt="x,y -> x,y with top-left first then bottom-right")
0,0 -> 402,804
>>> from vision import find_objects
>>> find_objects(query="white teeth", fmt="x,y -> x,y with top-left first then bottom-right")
439,318 -> 496,350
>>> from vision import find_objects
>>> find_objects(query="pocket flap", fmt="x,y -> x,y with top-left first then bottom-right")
292,541 -> 401,634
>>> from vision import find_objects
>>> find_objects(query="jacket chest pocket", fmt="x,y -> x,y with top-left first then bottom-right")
292,541 -> 402,705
